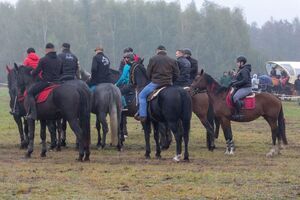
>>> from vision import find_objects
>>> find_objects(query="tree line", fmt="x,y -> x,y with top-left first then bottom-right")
0,0 -> 299,83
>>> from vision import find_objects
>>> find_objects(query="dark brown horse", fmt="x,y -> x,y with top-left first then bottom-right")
191,70 -> 287,157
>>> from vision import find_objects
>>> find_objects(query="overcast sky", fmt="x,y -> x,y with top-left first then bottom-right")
1,0 -> 299,26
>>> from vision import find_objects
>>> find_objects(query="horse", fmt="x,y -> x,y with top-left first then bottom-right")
191,70 -> 288,157
14,64 -> 91,161
6,65 -> 60,150
127,62 -> 192,161
79,69 -> 123,149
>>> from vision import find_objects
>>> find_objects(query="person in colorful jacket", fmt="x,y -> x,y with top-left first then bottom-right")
23,47 -> 40,69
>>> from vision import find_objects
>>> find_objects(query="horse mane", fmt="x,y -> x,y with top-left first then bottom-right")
203,73 -> 229,94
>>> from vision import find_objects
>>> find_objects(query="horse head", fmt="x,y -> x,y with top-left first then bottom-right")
6,64 -> 19,106
191,69 -> 207,90
13,63 -> 35,91
130,63 -> 148,91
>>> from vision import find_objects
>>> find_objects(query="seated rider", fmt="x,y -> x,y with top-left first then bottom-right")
134,45 -> 179,122
174,49 -> 191,87
115,52 -> 135,110
58,43 -> 80,80
27,43 -> 62,119
230,56 -> 252,120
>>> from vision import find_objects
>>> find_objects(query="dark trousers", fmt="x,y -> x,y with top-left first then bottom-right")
28,81 -> 50,96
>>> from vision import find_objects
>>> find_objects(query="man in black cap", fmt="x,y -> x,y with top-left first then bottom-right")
134,45 -> 179,122
27,43 -> 62,119
58,43 -> 79,80
183,48 -> 198,84
89,46 -> 112,87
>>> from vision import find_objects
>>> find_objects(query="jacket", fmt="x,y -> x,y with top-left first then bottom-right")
146,51 -> 179,86
90,52 -> 112,85
23,53 -> 40,69
58,49 -> 79,78
295,79 -> 300,91
32,51 -> 62,82
186,56 -> 198,82
174,56 -> 191,87
231,64 -> 252,89
115,64 -> 130,86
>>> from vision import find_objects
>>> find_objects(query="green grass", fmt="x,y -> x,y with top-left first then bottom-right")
0,87 -> 300,199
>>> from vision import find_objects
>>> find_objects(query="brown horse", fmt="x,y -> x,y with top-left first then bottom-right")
191,70 -> 287,157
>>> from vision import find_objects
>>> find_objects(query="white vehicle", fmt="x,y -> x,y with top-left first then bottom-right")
266,61 -> 300,84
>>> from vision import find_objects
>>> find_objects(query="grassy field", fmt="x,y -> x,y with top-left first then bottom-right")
0,87 -> 299,199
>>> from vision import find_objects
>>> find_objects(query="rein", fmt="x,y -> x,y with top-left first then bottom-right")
190,87 -> 207,96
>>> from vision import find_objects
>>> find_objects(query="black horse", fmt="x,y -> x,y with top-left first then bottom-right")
14,64 -> 91,161
7,65 -> 59,150
128,63 -> 192,161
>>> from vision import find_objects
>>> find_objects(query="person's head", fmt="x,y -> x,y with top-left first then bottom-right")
62,43 -> 70,51
253,74 -> 257,79
156,45 -> 166,54
123,52 -> 135,65
297,74 -> 300,79
175,49 -> 185,58
183,48 -> 192,57
94,46 -> 104,54
236,55 -> 247,68
123,47 -> 133,54
223,71 -> 228,76
26,47 -> 35,54
45,43 -> 55,54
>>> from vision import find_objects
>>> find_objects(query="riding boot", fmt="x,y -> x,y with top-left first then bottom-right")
231,100 -> 244,121
26,96 -> 37,120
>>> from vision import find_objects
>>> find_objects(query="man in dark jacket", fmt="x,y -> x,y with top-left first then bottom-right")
89,46 -> 111,86
174,49 -> 191,87
58,43 -> 79,80
229,56 -> 252,120
183,48 -> 198,84
135,45 -> 179,122
27,43 -> 62,119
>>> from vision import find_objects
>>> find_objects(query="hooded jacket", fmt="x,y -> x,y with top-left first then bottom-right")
90,52 -> 112,85
174,56 -> 191,87
232,64 -> 252,89
23,53 -> 40,69
58,49 -> 79,79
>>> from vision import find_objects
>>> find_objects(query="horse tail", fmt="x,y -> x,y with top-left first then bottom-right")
278,106 -> 287,145
78,88 -> 91,147
180,89 -> 192,134
109,87 -> 121,146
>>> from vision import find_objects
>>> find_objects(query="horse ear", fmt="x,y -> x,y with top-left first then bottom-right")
6,65 -> 11,73
200,69 -> 204,75
14,63 -> 19,71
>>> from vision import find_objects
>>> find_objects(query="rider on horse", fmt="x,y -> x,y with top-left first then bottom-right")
230,56 -> 252,120
27,43 -> 62,120
174,49 -> 191,87
134,45 -> 179,122
115,52 -> 135,110
23,47 -> 40,69
58,43 -> 80,80
183,48 -> 198,84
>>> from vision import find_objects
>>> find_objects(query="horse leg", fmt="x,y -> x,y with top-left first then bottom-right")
25,119 -> 35,158
99,112 -> 108,149
198,113 -> 215,151
122,115 -> 128,137
95,116 -> 102,149
159,123 -> 172,150
214,117 -> 220,139
13,115 -> 25,149
220,118 -> 235,155
169,121 -> 182,162
23,118 -> 29,148
153,121 -> 161,159
142,120 -> 151,159
40,120 -> 47,157
47,120 -> 57,150
182,118 -> 190,161
68,119 -> 84,161
264,117 -> 280,157
61,119 -> 67,147
56,119 -> 62,151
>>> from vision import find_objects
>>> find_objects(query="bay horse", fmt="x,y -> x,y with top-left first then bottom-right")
191,70 -> 287,157
129,62 -> 192,161
14,64 -> 91,161
7,65 -> 59,150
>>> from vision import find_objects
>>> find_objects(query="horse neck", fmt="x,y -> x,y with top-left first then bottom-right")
134,65 -> 148,92
205,79 -> 224,104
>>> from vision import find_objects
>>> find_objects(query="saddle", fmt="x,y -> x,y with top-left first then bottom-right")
24,84 -> 60,104
147,86 -> 167,102
226,89 -> 256,110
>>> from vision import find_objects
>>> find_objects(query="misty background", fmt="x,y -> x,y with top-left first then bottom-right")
0,0 -> 300,83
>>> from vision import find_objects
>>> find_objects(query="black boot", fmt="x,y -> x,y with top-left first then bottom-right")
26,96 -> 37,120
231,100 -> 244,121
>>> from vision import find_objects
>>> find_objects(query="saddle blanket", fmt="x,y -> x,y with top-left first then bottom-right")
23,85 -> 60,104
226,90 -> 256,110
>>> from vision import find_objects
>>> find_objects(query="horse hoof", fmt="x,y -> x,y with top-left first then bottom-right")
155,155 -> 161,160
40,152 -> 46,157
183,158 -> 190,162
145,155 -> 151,159
173,154 -> 181,162
84,157 -> 90,162
61,140 -> 67,147
56,147 -> 61,152
25,152 -> 31,158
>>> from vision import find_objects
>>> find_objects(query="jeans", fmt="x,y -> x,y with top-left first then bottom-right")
138,82 -> 159,117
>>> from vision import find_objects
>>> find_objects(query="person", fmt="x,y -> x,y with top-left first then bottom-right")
23,47 -> 40,69
251,74 -> 259,92
174,49 -> 191,87
89,46 -> 111,87
27,43 -> 62,119
220,71 -> 232,87
134,45 -> 179,122
58,43 -> 79,80
229,56 -> 252,120
115,52 -> 135,110
270,67 -> 277,77
294,75 -> 300,95
118,47 -> 141,74
183,48 -> 198,84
